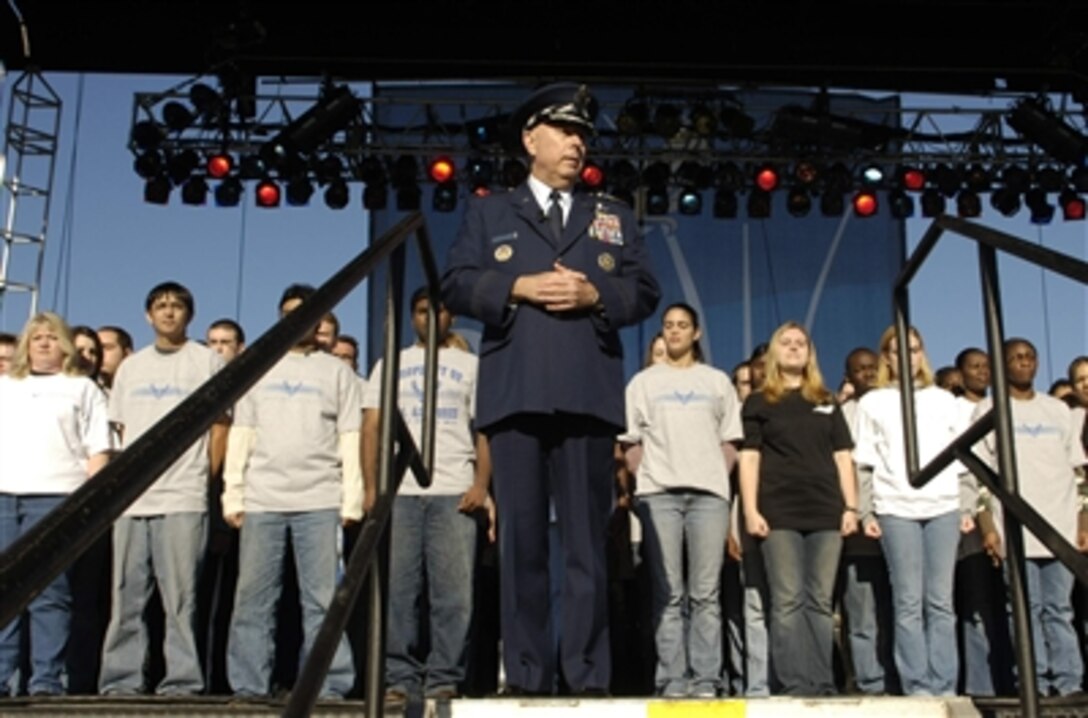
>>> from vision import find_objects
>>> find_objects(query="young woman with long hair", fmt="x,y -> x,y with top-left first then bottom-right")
620,303 -> 742,697
738,321 -> 856,695
854,325 -> 974,696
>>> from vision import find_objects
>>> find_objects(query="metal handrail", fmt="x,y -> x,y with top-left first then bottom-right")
894,214 -> 1088,718
0,210 -> 442,718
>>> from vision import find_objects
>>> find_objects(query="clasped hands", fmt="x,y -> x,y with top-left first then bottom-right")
512,261 -> 599,313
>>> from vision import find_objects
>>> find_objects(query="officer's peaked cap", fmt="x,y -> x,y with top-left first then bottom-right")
513,82 -> 598,133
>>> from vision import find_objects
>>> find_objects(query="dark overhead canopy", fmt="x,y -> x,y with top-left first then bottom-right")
3,1 -> 1088,96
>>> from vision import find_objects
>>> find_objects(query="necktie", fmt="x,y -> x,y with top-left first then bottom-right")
548,190 -> 563,243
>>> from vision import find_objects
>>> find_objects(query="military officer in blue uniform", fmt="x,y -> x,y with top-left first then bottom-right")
442,82 -> 660,695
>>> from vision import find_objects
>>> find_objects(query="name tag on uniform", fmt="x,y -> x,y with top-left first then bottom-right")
490,231 -> 518,244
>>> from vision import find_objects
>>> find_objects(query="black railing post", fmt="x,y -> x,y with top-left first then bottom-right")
979,241 -> 1038,718
892,283 -> 919,475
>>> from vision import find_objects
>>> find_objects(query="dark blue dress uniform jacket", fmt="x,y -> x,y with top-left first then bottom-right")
441,183 -> 661,429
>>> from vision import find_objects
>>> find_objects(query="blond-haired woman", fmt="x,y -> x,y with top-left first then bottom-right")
738,321 -> 856,695
0,313 -> 112,695
854,325 -> 973,696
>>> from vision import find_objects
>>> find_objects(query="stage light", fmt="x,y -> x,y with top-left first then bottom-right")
255,179 -> 280,208
260,85 -> 359,171
180,176 -> 207,206
580,162 -> 605,189
1002,165 -> 1030,193
189,83 -> 223,120
363,183 -> 388,211
956,190 -> 982,218
793,160 -> 819,186
1036,166 -> 1065,192
653,103 -> 682,139
1025,188 -> 1054,224
852,190 -> 878,217
820,191 -> 845,217
391,155 -> 419,188
990,187 -> 1021,216
206,152 -> 233,179
964,164 -> 992,192
754,165 -> 779,192
645,187 -> 669,215
677,188 -> 702,215
676,161 -> 712,190
315,155 -> 344,185
920,188 -> 946,217
860,164 -> 884,186
132,121 -> 164,151
932,164 -> 961,197
166,149 -> 200,185
713,190 -> 738,218
467,158 -> 494,191
356,156 -> 387,186
397,186 -> 422,211
608,160 -> 639,194
1060,189 -> 1086,220
433,182 -> 458,212
899,166 -> 926,192
466,116 -> 502,148
428,156 -> 456,184
239,155 -> 266,180
143,177 -> 170,205
642,161 -> 670,188
161,101 -> 194,132
824,162 -> 852,194
1007,96 -> 1088,165
715,162 -> 744,191
616,101 -> 648,136
888,189 -> 914,218
317,178 -> 345,210
285,176 -> 314,206
786,187 -> 811,217
501,158 -> 528,187
690,104 -> 717,137
215,178 -> 243,207
1072,166 -> 1088,192
748,190 -> 772,218
133,150 -> 164,179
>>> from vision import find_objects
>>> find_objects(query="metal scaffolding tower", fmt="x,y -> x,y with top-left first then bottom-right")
0,69 -> 61,324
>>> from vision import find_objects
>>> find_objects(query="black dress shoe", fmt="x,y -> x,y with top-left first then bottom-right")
573,687 -> 610,697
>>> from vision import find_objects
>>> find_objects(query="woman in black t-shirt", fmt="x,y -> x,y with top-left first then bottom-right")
738,320 -> 857,696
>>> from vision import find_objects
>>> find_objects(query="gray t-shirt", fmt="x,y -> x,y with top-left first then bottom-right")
975,393 -> 1084,558
109,341 -> 225,516
234,349 -> 361,512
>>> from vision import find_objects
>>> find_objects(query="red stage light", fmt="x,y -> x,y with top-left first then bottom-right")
255,180 -> 280,208
580,162 -> 605,188
1061,190 -> 1086,220
755,165 -> 779,192
901,168 -> 926,192
428,156 -> 455,184
473,186 -> 491,198
852,190 -> 878,217
207,153 -> 233,179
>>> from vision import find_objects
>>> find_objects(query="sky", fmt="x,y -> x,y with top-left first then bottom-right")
1,70 -> 1086,387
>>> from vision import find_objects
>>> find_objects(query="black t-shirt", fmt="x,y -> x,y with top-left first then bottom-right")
741,389 -> 853,531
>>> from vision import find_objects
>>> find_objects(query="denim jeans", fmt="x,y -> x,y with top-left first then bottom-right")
842,554 -> 897,694
956,550 -> 1011,696
878,511 -> 960,696
99,513 -> 207,695
638,492 -> 729,696
762,528 -> 842,695
227,510 -> 353,698
1021,558 -> 1083,696
385,495 -> 478,697
0,494 -> 70,695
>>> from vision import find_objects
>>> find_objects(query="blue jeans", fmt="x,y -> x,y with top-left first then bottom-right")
1020,558 -> 1083,696
878,511 -> 960,696
227,510 -> 353,698
0,494 -> 70,695
385,495 -> 478,697
842,554 -> 897,694
638,492 -> 729,696
762,528 -> 842,695
99,513 -> 207,695
956,550 -> 1010,696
